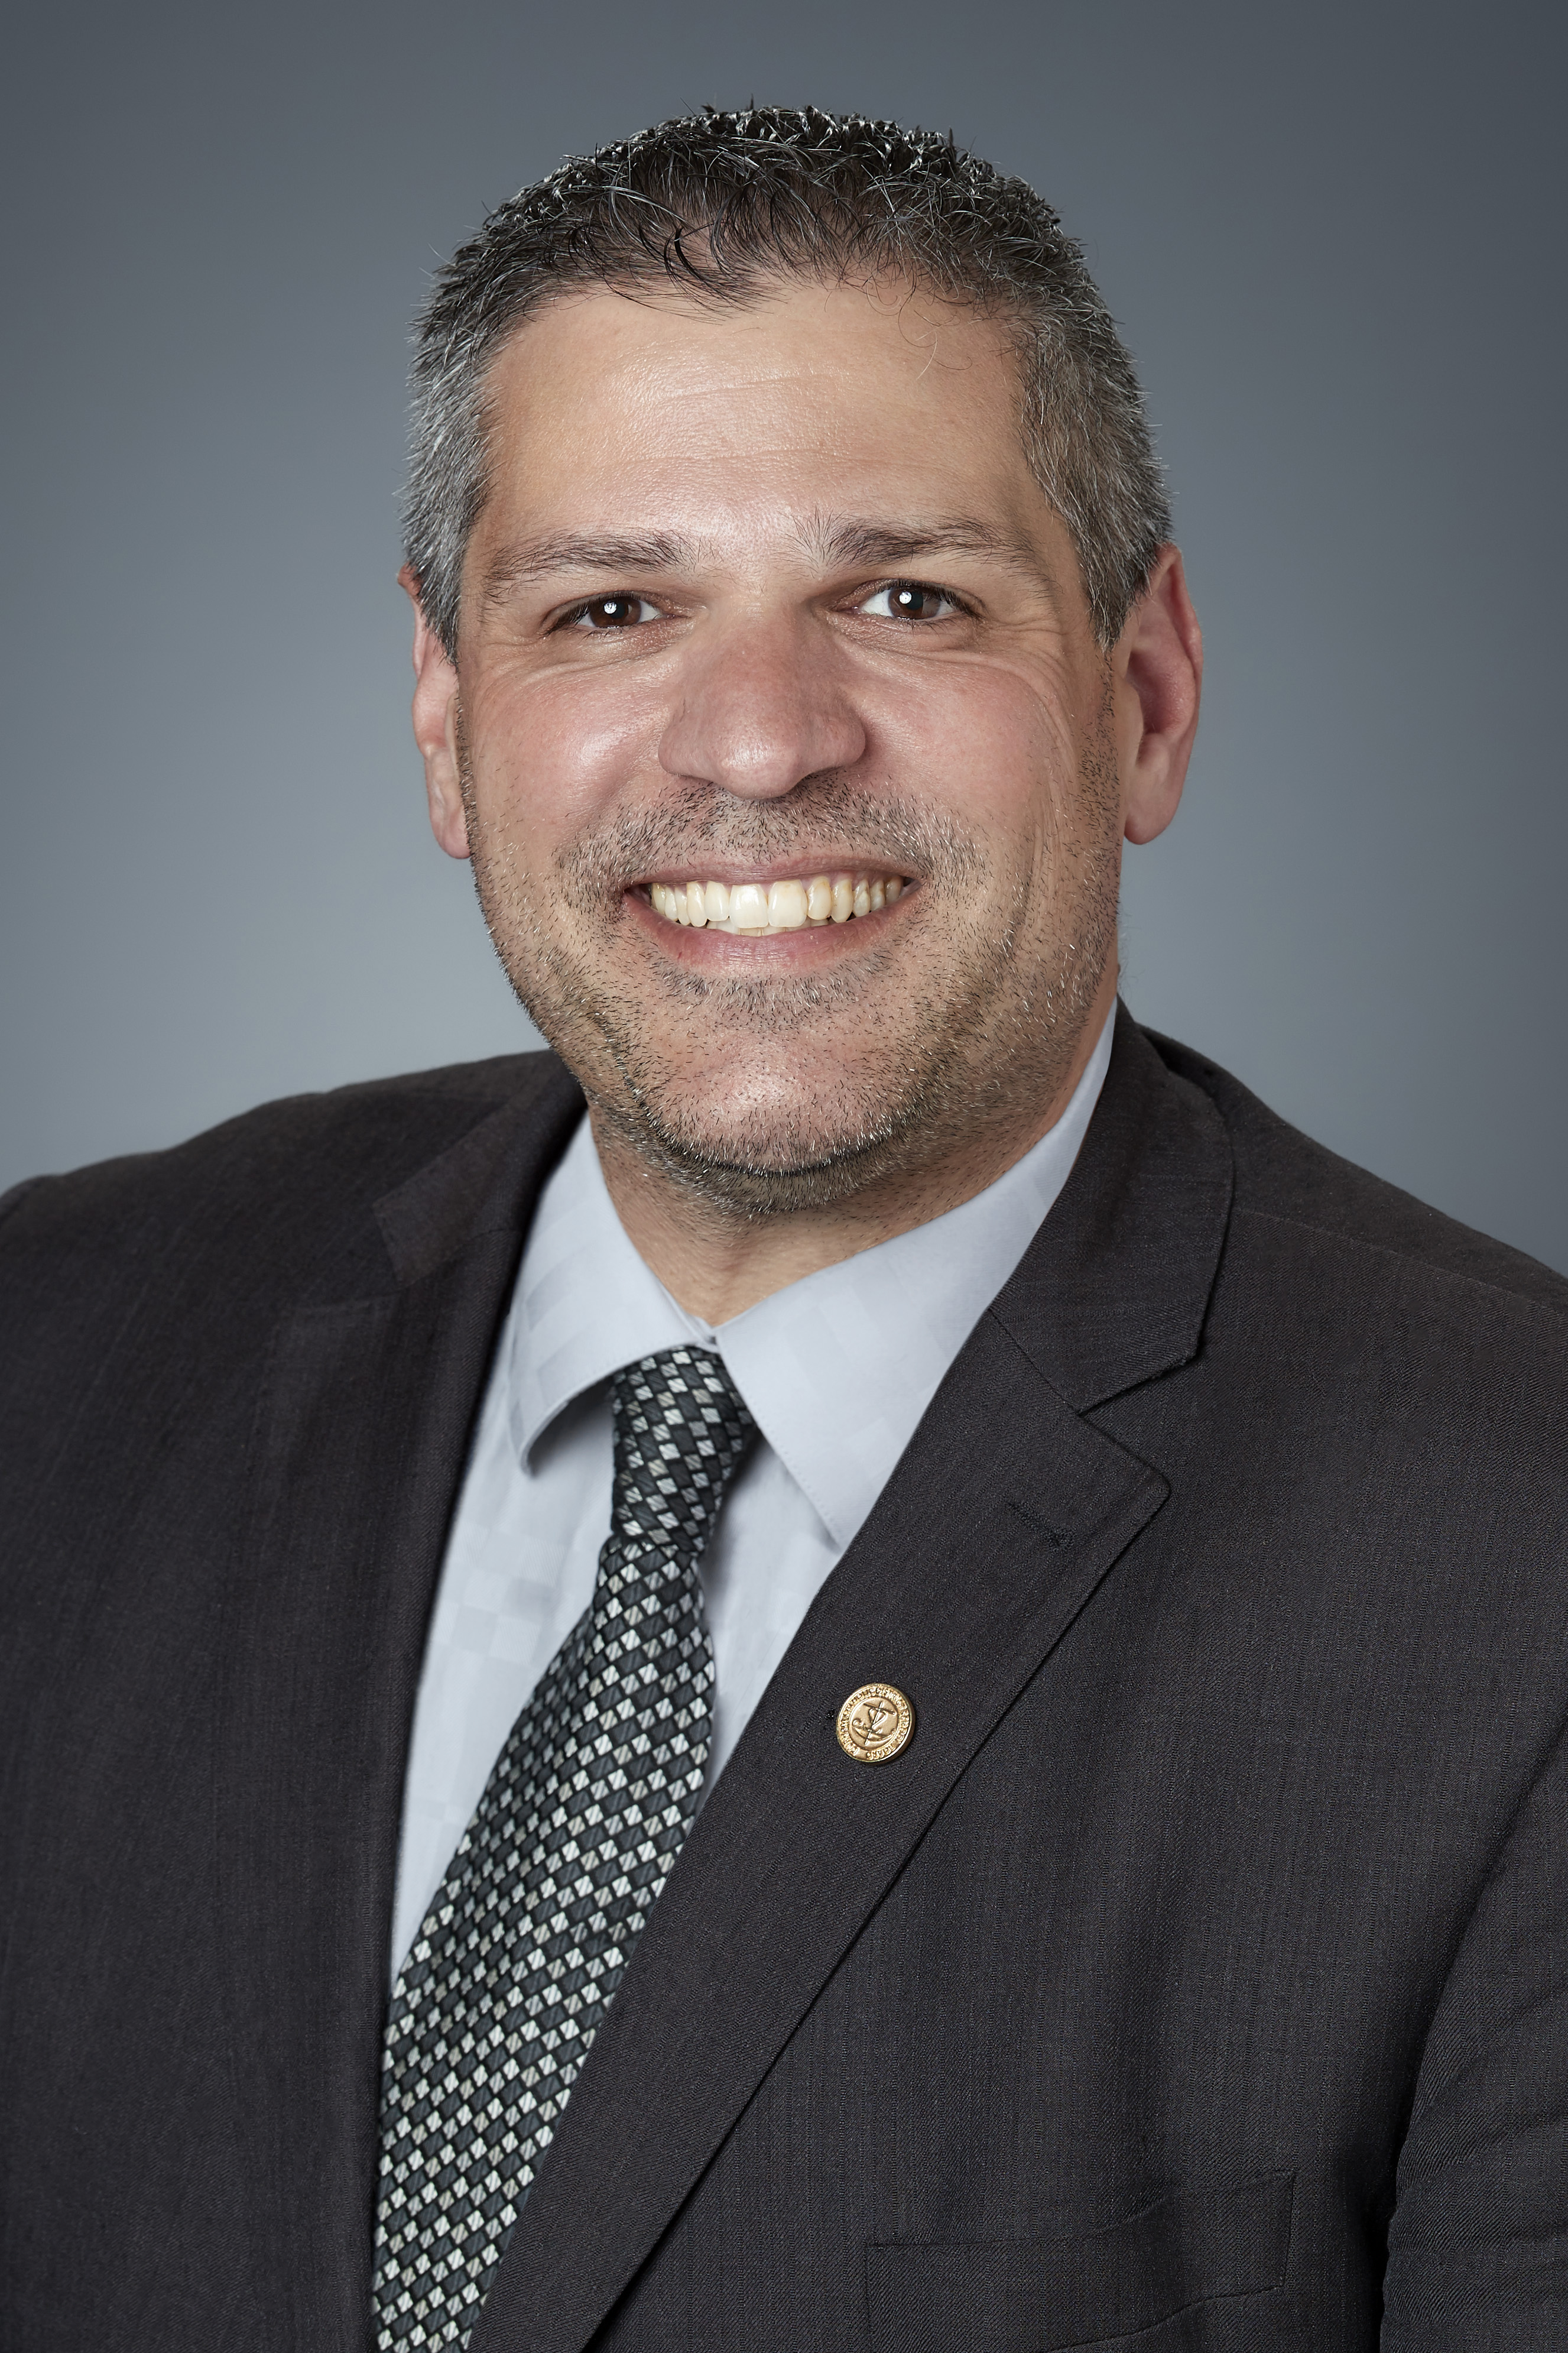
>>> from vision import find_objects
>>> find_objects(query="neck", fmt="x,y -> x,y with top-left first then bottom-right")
590,968 -> 1118,1326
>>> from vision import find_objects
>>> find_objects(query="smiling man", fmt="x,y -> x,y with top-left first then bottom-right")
414,262 -> 1193,1310
2,108 -> 1567,2353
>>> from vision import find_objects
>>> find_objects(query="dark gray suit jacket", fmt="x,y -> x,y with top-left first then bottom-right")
2,1008 -> 1566,2351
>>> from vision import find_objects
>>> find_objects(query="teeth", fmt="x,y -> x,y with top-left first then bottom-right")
648,871 -> 908,936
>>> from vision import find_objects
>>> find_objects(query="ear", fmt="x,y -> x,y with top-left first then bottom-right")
400,563 -> 470,860
1111,546 -> 1203,847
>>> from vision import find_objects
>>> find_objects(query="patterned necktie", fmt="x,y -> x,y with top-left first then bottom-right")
372,1346 -> 756,2350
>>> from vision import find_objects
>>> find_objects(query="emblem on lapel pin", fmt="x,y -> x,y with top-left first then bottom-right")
836,1683 -> 914,1764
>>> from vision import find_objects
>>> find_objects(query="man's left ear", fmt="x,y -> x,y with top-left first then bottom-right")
1113,546 -> 1203,847
400,562 -> 470,861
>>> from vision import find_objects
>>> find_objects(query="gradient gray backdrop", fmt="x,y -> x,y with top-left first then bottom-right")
4,0 -> 1564,1270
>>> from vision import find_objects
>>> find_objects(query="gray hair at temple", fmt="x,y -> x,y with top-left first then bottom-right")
404,106 -> 1172,657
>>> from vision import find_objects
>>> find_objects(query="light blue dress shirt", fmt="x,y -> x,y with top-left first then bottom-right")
389,1007 -> 1114,1976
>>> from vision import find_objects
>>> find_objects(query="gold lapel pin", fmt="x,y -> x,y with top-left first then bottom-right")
836,1683 -> 914,1764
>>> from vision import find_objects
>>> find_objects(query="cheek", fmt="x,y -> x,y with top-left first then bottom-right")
464,663 -> 667,853
868,663 -> 1077,847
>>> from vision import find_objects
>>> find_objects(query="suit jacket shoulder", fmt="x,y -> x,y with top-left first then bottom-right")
2,1047 -> 560,1263
1151,1026 -> 1567,1314
0,1050 -> 584,1699
0,1049 -> 579,1353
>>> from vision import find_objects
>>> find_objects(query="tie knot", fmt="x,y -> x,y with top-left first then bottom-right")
608,1346 -> 756,1557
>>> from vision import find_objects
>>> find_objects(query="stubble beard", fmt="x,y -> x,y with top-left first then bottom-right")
459,719 -> 1121,1221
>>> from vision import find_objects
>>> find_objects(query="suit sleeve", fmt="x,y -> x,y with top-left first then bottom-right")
1382,1708 -> 1568,2347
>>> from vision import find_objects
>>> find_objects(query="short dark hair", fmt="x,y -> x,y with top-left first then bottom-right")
405,106 -> 1171,656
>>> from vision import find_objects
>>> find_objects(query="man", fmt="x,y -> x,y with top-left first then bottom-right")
1,105 -> 1564,2353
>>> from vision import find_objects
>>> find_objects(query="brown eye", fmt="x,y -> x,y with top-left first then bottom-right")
891,582 -> 943,620
859,579 -> 958,622
572,595 -> 654,630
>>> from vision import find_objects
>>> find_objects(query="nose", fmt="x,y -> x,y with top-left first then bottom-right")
656,615 -> 867,800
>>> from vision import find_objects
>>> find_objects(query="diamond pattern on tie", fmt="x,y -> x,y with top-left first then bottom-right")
371,1346 -> 755,2351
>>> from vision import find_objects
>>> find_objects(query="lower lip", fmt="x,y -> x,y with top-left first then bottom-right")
626,887 -> 910,960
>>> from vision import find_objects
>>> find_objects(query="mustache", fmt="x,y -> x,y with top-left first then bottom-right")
553,777 -> 986,905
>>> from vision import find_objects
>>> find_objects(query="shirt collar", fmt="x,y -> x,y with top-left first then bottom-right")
506,1006 -> 1115,1548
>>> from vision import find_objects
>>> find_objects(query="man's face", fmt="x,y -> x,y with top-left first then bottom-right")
415,276 -> 1187,1214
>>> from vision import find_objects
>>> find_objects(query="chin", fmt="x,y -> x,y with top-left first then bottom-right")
619,1080 -> 911,1213
664,1067 -> 896,1155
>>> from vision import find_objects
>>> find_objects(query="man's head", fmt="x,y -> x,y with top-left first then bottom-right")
402,109 -> 1202,1240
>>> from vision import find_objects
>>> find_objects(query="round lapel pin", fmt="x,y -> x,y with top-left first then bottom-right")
836,1682 -> 914,1764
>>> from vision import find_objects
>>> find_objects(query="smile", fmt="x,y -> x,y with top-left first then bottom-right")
648,872 -> 907,936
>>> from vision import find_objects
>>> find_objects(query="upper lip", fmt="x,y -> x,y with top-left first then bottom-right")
631,860 -> 911,888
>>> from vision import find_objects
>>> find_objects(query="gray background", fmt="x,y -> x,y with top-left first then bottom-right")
3,0 -> 1563,1269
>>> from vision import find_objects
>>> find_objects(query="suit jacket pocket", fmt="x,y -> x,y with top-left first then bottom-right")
866,2170 -> 1295,2352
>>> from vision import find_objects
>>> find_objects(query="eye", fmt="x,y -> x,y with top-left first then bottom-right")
561,594 -> 664,631
856,579 -> 961,623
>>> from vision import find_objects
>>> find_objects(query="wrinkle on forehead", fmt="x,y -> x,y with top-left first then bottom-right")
467,277 -> 1068,616
483,276 -> 1007,440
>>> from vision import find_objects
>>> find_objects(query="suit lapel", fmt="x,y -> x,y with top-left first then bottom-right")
472,1012 -> 1233,2353
216,1059 -> 582,2350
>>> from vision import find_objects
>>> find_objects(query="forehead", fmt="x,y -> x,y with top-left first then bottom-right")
473,277 -> 1045,551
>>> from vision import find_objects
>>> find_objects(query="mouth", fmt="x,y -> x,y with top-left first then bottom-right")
645,870 -> 908,938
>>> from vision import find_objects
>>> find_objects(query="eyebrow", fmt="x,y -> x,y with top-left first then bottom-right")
477,511 -> 1050,611
479,531 -> 692,611
802,513 -> 1044,577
